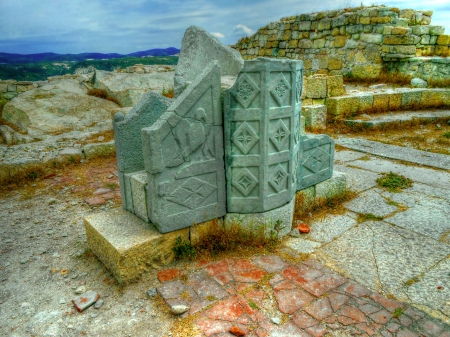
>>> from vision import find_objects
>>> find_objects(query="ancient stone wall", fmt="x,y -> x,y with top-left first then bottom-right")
233,6 -> 450,80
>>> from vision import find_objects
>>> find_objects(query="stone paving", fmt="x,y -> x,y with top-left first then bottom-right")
156,255 -> 450,336
154,143 -> 450,336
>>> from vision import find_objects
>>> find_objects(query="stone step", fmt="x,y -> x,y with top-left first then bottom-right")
344,109 -> 450,128
326,88 -> 450,117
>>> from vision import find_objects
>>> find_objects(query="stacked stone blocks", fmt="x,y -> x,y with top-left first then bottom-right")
233,6 -> 450,80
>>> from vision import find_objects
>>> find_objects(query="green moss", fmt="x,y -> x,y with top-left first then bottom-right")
376,172 -> 413,192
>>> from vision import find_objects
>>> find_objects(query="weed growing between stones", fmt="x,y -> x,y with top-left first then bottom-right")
357,213 -> 384,222
376,172 -> 413,192
173,220 -> 282,262
161,86 -> 174,98
443,131 -> 450,139
294,189 -> 357,222
393,307 -> 405,318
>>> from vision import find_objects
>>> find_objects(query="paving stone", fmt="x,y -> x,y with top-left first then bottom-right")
335,137 -> 450,170
268,274 -> 285,286
369,309 -> 392,324
328,292 -> 349,312
195,319 -> 234,337
316,221 -> 450,295
305,324 -> 328,337
385,322 -> 401,333
273,280 -> 296,291
304,297 -> 333,320
206,260 -> 230,277
203,296 -> 245,321
350,157 -> 450,190
344,189 -> 397,217
337,305 -> 366,323
418,319 -> 446,335
306,214 -> 357,243
295,273 -> 347,298
157,268 -> 180,282
398,314 -> 412,327
292,311 -> 319,328
283,237 -> 322,254
274,288 -> 314,314
341,281 -> 373,297
282,264 -> 324,282
269,321 -> 309,337
396,328 -> 419,337
334,150 -> 368,163
188,272 -> 229,300
157,279 -> 196,303
369,293 -> 404,313
383,196 -> 450,241
358,303 -> 381,315
72,290 -> 100,312
252,255 -> 288,273
334,164 -> 380,192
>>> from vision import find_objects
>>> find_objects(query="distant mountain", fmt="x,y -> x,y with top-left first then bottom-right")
0,47 -> 180,64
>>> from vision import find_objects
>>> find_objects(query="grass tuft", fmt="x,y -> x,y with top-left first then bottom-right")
376,172 -> 413,192
161,87 -> 174,99
357,213 -> 384,223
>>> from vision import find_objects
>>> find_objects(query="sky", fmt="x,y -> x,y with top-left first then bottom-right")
0,0 -> 449,55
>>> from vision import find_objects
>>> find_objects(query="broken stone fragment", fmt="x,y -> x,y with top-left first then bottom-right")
296,221 -> 311,234
290,228 -> 301,238
72,290 -> 100,312
230,326 -> 246,336
170,304 -> 189,315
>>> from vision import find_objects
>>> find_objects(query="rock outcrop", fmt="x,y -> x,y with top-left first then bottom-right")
1,77 -> 118,140
92,66 -> 175,107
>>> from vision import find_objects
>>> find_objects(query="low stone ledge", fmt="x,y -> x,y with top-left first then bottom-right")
84,207 -> 189,283
83,141 -> 115,159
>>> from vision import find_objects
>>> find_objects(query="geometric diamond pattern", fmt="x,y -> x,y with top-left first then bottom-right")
232,168 -> 258,197
167,177 -> 216,209
270,119 -> 290,152
302,147 -> 330,173
232,73 -> 260,109
270,74 -> 291,107
232,122 -> 259,155
269,164 -> 288,193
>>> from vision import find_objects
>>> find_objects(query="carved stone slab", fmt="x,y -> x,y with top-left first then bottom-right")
113,92 -> 171,210
142,61 -> 226,233
297,134 -> 334,190
224,57 -> 303,213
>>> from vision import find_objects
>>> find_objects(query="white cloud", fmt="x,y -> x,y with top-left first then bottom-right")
211,32 -> 225,38
233,24 -> 254,36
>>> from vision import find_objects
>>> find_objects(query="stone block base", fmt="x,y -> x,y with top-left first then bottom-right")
84,207 -> 189,283
225,197 -> 295,239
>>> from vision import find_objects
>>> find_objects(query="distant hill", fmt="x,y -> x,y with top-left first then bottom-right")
0,47 -> 180,64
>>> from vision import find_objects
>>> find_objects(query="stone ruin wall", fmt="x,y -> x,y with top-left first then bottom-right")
232,6 -> 450,81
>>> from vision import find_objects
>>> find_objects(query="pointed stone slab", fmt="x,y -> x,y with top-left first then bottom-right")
224,57 -> 303,213
142,61 -> 226,233
113,92 -> 171,210
174,26 -> 243,96
297,134 -> 334,190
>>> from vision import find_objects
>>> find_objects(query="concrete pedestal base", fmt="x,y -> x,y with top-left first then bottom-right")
84,207 -> 189,283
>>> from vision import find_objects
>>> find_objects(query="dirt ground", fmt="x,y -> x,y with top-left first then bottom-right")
0,158 -> 180,337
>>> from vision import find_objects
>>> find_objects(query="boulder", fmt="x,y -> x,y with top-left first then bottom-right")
93,69 -> 174,107
411,77 -> 427,88
1,77 -> 118,139
174,26 -> 243,96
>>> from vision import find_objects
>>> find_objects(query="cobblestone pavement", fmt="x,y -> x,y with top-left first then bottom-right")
156,256 -> 450,337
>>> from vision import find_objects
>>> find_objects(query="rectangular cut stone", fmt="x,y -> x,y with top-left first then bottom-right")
85,208 -> 189,283
315,171 -> 347,202
130,171 -> 148,222
224,58 -> 303,213
402,89 -> 422,108
372,93 -> 390,112
141,61 -> 226,233
225,197 -> 295,238
305,76 -> 327,98
302,105 -> 327,130
297,134 -> 334,190
326,75 -> 345,97
295,186 -> 315,216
